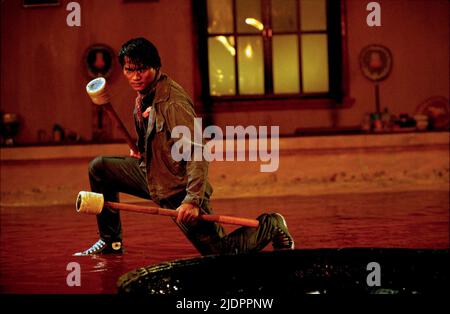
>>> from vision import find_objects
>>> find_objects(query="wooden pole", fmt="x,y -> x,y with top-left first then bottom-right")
105,201 -> 259,228
103,103 -> 138,153
85,77 -> 138,153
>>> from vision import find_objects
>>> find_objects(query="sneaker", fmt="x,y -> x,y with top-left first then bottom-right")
271,213 -> 295,250
73,239 -> 123,256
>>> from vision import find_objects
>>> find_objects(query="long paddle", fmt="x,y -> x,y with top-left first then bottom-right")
76,191 -> 259,228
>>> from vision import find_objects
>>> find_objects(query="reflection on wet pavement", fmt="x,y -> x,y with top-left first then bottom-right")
0,190 -> 448,293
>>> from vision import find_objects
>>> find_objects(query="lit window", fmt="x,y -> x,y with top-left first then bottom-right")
202,0 -> 343,101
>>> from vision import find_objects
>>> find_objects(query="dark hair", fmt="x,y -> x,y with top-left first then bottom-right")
118,37 -> 161,69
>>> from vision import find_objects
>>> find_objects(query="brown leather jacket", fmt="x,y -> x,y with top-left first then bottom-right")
133,73 -> 212,207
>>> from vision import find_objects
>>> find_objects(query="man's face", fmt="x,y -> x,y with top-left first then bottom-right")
122,57 -> 157,92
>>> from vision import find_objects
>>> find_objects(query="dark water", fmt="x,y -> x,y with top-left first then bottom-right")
0,191 -> 448,294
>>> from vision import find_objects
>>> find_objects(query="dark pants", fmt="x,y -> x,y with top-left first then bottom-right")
89,156 -> 277,255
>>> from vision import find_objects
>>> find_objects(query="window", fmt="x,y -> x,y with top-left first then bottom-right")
195,0 -> 347,109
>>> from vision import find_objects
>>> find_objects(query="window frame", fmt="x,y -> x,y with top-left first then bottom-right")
192,0 -> 353,112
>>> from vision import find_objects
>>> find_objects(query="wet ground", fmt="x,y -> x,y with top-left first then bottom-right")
0,190 -> 448,293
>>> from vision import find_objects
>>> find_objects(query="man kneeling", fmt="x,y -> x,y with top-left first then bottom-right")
75,37 -> 294,256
